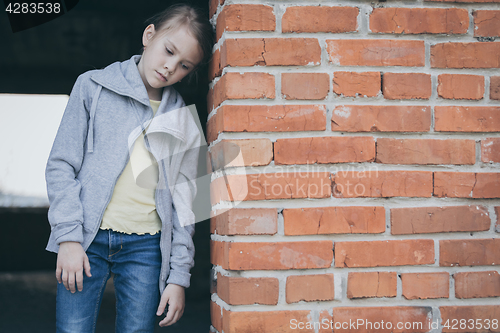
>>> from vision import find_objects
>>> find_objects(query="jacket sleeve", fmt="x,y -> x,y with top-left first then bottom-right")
166,100 -> 199,288
45,74 -> 90,249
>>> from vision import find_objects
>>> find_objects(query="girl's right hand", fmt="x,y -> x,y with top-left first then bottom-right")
56,241 -> 92,293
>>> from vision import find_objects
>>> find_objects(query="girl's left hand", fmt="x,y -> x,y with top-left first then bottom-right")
157,283 -> 185,327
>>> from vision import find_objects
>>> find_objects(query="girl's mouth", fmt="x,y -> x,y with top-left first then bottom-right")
156,71 -> 167,82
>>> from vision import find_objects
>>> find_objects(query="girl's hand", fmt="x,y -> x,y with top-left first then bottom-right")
157,283 -> 185,327
56,241 -> 92,293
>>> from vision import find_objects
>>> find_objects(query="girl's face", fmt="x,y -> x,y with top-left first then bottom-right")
137,24 -> 203,101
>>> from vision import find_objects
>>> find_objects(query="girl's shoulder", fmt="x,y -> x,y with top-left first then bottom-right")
70,68 -> 103,97
81,68 -> 102,78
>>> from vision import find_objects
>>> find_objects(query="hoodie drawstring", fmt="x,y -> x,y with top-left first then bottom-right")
87,85 -> 102,153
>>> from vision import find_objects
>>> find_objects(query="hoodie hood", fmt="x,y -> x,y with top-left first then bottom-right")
90,54 -> 152,107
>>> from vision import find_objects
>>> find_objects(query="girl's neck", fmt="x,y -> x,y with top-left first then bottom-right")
148,88 -> 163,101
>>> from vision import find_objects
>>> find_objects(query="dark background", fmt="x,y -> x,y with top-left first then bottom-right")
0,0 -> 213,331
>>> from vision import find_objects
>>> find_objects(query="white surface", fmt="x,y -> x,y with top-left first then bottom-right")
0,94 -> 68,207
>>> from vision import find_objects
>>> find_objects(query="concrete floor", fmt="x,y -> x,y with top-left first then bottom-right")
0,271 -> 211,333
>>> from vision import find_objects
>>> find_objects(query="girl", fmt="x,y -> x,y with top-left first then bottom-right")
45,4 -> 213,332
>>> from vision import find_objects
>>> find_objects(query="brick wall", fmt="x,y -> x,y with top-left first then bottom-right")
207,0 -> 500,332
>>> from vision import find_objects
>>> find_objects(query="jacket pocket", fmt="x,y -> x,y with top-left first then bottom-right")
79,171 -> 112,232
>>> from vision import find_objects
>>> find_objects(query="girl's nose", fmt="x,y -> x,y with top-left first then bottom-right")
164,61 -> 175,74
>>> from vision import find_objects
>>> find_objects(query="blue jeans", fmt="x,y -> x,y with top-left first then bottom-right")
56,229 -> 162,333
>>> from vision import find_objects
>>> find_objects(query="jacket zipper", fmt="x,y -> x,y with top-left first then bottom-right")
89,148 -> 132,241
89,101 -> 153,240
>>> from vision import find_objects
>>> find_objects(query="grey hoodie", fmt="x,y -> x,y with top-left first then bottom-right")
45,55 -> 200,292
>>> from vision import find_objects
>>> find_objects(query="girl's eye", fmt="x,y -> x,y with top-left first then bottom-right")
166,48 -> 173,55
182,64 -> 189,70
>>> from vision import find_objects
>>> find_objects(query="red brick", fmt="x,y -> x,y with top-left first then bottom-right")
211,240 -> 333,270
211,240 -> 228,270
474,10 -> 500,37
283,206 -> 385,235
207,86 -> 214,114
455,271 -> 500,299
433,172 -> 475,198
370,8 -> 468,34
217,273 -> 279,305
482,138 -> 500,163
210,212 -> 218,234
210,172 -> 331,204
326,39 -> 425,67
286,274 -> 335,303
221,38 -> 321,67
332,72 -> 381,97
333,170 -> 433,198
207,104 -> 326,143
211,208 -> 277,235
401,272 -> 449,299
282,6 -> 358,33
216,5 -> 275,41
318,310 -> 332,333
281,73 -> 329,100
210,139 -> 272,168
431,42 -> 500,68
497,207 -> 500,233
434,172 -> 500,198
220,38 -> 260,67
212,72 -> 275,108
209,0 -> 219,18
440,238 -> 500,266
491,76 -> 500,100
223,310 -> 314,333
210,301 -> 223,332
435,106 -> 500,132
331,105 -> 431,132
437,74 -> 485,100
335,239 -> 435,268
209,47 -> 221,81
275,137 -> 375,165
210,272 -> 216,295
376,138 -> 476,165
382,73 -> 431,100
328,307 -> 433,333
391,206 -> 490,235
440,306 -> 500,333
347,272 -> 397,299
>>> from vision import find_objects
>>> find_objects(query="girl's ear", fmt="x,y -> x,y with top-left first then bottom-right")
142,24 -> 156,47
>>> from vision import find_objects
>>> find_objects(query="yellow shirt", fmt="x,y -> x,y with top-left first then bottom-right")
100,99 -> 162,235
